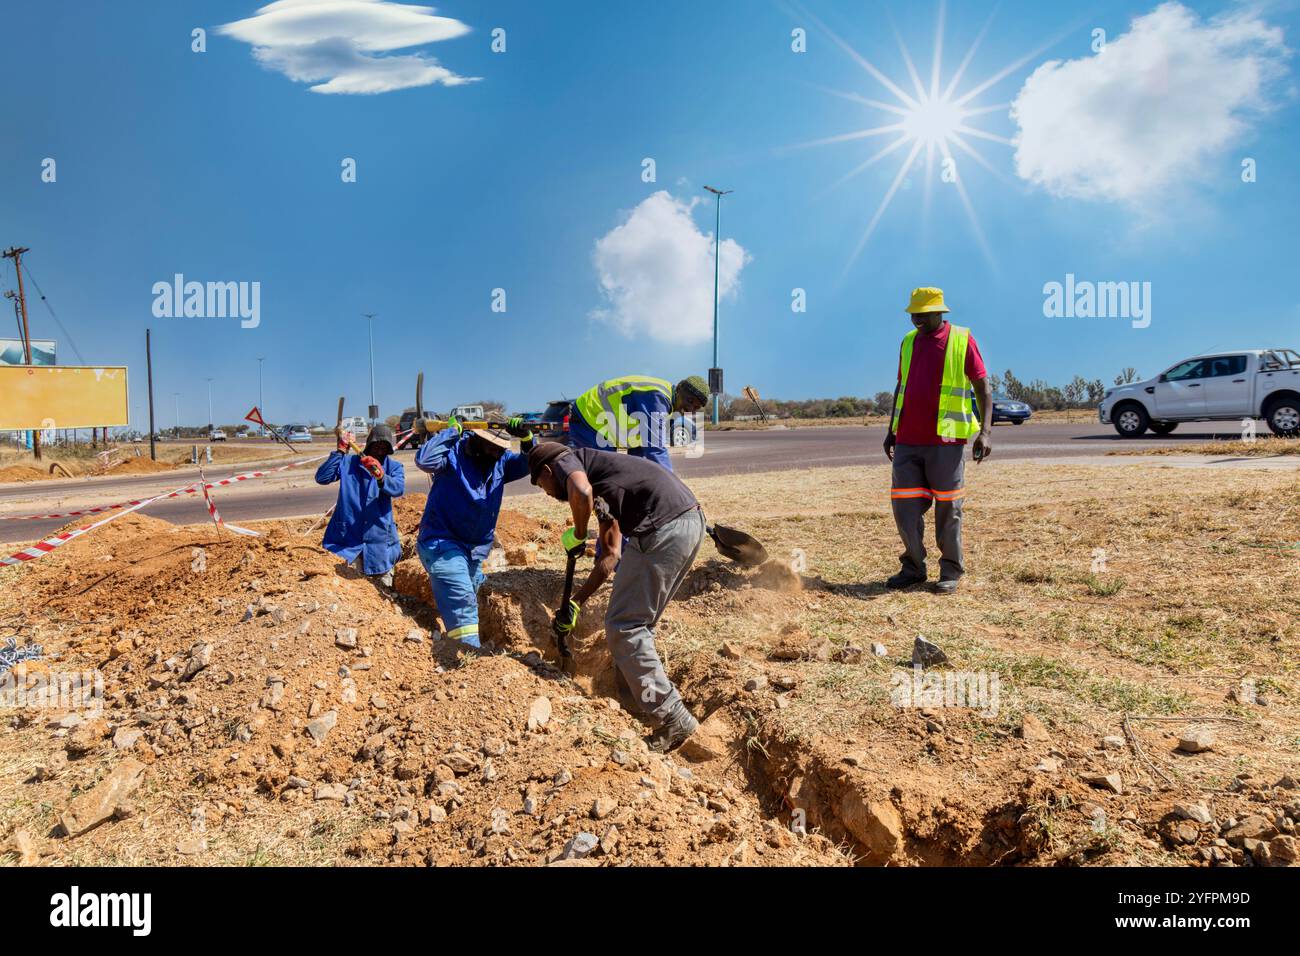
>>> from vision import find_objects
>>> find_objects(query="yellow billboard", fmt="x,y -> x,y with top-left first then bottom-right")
0,365 -> 129,430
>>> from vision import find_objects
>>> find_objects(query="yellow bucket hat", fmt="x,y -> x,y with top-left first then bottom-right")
905,287 -> 950,314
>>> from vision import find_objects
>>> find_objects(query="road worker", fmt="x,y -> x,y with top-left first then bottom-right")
315,423 -> 406,587
567,374 -> 710,470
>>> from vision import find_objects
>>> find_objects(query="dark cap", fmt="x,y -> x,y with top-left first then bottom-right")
528,441 -> 574,484
365,424 -> 395,452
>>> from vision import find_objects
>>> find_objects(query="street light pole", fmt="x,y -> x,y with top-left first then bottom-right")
257,357 -> 265,432
173,393 -> 180,435
206,378 -> 214,431
363,313 -> 378,425
703,185 -> 732,426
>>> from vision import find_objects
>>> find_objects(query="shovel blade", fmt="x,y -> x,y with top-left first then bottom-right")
708,524 -> 769,567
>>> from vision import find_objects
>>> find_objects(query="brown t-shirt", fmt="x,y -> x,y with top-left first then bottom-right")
548,448 -> 697,537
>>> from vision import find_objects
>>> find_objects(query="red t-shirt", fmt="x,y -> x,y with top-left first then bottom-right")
895,321 -> 987,446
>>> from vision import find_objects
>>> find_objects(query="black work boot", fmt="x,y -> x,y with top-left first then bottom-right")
886,570 -> 926,589
647,709 -> 699,754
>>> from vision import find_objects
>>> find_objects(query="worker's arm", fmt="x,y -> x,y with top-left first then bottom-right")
573,517 -> 621,604
565,467 -> 594,542
883,379 -> 900,462
381,458 -> 406,497
314,452 -> 343,485
414,428 -> 459,476
501,449 -> 531,484
972,375 -> 993,461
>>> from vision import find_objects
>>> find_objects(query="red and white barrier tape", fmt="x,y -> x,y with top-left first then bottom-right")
198,466 -> 260,538
0,481 -> 201,567
0,455 -> 326,522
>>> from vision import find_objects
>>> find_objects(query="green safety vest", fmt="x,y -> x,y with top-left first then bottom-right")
892,325 -> 981,440
574,375 -> 672,449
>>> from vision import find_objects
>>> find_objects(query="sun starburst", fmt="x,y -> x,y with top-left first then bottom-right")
786,1 -> 1069,272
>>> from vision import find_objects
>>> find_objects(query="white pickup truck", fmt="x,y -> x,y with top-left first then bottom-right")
1099,348 -> 1300,438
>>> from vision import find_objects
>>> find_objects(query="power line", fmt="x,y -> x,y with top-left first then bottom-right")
20,262 -> 86,363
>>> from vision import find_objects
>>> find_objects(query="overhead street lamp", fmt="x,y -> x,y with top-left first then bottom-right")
363,313 -> 378,425
703,185 -> 733,426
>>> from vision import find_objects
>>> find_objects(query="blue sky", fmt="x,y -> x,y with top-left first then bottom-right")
1,0 -> 1297,428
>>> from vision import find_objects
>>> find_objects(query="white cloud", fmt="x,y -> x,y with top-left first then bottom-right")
1010,2 -> 1289,203
218,0 -> 476,95
591,192 -> 750,346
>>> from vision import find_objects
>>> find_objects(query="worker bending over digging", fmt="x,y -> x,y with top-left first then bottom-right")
414,417 -> 535,650
568,374 -> 710,470
315,423 -> 406,588
528,441 -> 704,753
882,287 -> 993,594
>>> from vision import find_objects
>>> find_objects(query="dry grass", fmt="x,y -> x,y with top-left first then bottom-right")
0,441 -> 300,480
1110,437 -> 1300,457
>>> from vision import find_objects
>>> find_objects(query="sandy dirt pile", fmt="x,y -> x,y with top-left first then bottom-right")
0,465 -> 51,483
0,510 -> 847,866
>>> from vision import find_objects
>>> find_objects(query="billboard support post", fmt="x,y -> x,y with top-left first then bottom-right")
146,328 -> 156,462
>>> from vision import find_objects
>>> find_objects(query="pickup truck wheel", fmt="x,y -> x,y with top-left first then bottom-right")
1265,398 -> 1300,437
1149,422 -> 1178,435
1113,403 -> 1149,438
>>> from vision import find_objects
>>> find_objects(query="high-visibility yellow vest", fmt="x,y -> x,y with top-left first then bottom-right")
574,375 -> 672,449
891,325 -> 981,440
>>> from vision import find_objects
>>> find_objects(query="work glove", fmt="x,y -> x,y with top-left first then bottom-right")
552,599 -> 581,639
504,416 -> 534,441
561,527 -> 586,558
337,430 -> 355,453
447,415 -> 462,435
360,455 -> 384,481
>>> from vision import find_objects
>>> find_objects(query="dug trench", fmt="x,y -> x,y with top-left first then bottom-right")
4,471 -> 1296,867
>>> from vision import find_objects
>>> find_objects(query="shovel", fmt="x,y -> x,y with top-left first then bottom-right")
553,553 -> 578,675
707,523 -> 769,567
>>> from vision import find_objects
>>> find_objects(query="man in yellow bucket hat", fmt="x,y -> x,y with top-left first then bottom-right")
882,287 -> 993,594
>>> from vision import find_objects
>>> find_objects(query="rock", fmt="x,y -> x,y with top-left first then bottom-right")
527,696 -> 552,731
871,642 -> 888,657
1177,729 -> 1214,753
1083,773 -> 1123,795
1019,713 -> 1052,744
592,797 -> 618,820
443,753 -> 476,775
59,758 -> 146,837
369,694 -> 387,710
1102,735 -> 1126,750
1173,803 -> 1214,825
1224,815 -> 1276,845
65,719 -> 108,757
1269,835 -> 1298,864
837,645 -> 864,664
112,727 -> 144,751
911,636 -> 947,669
405,628 -> 424,644
180,642 -> 212,682
1,829 -> 37,865
744,675 -> 768,693
334,628 -> 358,650
490,807 -> 512,835
561,832 -> 599,860
1036,757 -> 1060,773
505,546 -> 537,567
719,641 -> 743,660
1171,821 -> 1200,844
838,790 -> 903,864
771,674 -> 798,691
600,825 -> 620,855
315,783 -> 348,801
305,710 -> 338,743
260,676 -> 286,711
425,803 -> 448,825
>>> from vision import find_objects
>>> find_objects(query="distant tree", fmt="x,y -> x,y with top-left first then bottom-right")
1086,379 -> 1105,404
1115,367 -> 1139,385
474,400 -> 506,417
872,391 -> 894,416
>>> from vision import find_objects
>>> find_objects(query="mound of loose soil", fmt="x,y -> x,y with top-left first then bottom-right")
0,465 -> 50,483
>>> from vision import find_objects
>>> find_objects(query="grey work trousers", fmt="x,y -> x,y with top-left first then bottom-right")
604,507 -> 705,726
890,443 -> 966,581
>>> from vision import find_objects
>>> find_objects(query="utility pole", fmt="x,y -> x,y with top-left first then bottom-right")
146,329 -> 157,461
363,313 -> 378,424
206,378 -> 214,432
256,356 -> 265,433
703,187 -> 732,426
173,392 -> 180,435
2,246 -> 40,459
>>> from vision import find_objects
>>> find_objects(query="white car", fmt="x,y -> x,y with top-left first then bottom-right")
1099,349 -> 1300,438
208,428 -> 227,442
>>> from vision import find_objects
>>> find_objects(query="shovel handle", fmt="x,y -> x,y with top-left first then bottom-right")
555,554 -> 577,663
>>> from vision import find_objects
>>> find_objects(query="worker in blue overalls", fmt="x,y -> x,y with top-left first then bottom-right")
315,423 -> 406,587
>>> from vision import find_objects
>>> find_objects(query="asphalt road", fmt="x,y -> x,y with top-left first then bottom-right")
0,420 -> 1276,544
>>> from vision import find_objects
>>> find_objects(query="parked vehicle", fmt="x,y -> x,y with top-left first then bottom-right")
670,411 -> 699,446
449,404 -> 485,422
208,428 -> 227,442
532,400 -> 572,439
1098,349 -> 1300,437
280,424 -> 313,443
339,416 -> 369,436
